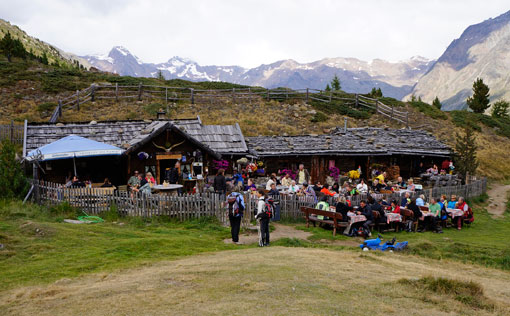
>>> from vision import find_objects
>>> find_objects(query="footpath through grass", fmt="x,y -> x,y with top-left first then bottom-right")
0,200 -> 239,291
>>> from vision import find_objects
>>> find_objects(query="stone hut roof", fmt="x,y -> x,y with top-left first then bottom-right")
246,127 -> 451,157
24,117 -> 248,158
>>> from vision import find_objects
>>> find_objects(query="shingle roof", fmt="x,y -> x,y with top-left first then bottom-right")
246,127 -> 451,157
25,118 -> 248,157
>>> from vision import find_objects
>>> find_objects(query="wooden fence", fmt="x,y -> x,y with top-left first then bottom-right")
0,121 -> 24,145
48,83 -> 409,127
31,177 -> 486,225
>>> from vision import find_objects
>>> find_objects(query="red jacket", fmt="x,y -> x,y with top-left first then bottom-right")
320,188 -> 335,197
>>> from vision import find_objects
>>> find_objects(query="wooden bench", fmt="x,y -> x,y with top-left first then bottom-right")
300,206 -> 347,236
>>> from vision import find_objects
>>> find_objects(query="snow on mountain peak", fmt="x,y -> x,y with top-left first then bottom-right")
111,46 -> 131,56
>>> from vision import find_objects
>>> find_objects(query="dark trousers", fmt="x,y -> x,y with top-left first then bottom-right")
229,215 -> 241,242
259,217 -> 270,246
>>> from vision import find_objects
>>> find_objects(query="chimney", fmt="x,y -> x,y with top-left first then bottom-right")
157,108 -> 166,120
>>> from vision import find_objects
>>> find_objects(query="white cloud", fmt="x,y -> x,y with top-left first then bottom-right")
1,0 -> 509,67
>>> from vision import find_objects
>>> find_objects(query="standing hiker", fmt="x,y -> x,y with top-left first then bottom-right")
255,189 -> 271,247
226,187 -> 245,244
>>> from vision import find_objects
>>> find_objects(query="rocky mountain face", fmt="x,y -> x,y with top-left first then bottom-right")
83,47 -> 433,99
0,19 -> 90,68
408,10 -> 510,111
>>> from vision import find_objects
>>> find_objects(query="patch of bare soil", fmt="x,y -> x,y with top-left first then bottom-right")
223,223 -> 312,245
486,184 -> 510,218
1,248 -> 509,316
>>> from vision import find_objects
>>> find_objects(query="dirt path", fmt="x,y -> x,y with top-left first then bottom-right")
486,184 -> 510,218
223,223 -> 312,244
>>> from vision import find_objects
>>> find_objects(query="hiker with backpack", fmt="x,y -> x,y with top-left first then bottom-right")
255,189 -> 272,247
226,187 -> 245,244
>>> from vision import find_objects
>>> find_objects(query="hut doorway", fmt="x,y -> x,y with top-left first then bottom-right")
156,154 -> 182,183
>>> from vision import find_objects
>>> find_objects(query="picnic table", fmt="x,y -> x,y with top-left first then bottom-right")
385,212 -> 402,224
447,208 -> 464,217
347,212 -> 367,224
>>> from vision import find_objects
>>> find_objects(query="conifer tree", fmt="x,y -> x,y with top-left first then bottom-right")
325,84 -> 331,92
0,139 -> 29,199
0,32 -> 27,62
331,75 -> 341,91
376,88 -> 382,97
432,96 -> 442,110
157,69 -> 165,80
370,87 -> 377,97
466,78 -> 490,113
454,127 -> 478,178
490,100 -> 509,118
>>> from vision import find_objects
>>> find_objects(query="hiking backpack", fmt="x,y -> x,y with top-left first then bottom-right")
227,195 -> 244,217
264,198 -> 275,219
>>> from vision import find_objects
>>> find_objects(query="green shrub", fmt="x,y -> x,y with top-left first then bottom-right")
450,110 -> 510,138
379,97 -> 405,107
310,111 -> 328,122
0,140 -> 28,199
144,103 -> 163,116
37,102 -> 55,113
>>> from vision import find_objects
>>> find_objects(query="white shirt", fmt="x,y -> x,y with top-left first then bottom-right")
266,179 -> 275,190
256,197 -> 266,218
356,183 -> 368,193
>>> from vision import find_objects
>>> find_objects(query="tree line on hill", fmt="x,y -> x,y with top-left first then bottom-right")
0,31 -> 84,69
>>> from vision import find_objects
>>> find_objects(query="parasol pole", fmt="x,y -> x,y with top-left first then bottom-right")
73,155 -> 77,177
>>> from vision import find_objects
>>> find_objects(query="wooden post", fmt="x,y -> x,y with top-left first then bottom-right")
266,89 -> 270,101
232,88 -> 236,104
209,89 -> 213,105
91,84 -> 96,102
33,164 -> 40,204
165,87 -> 168,105
9,120 -> 14,143
355,94 -> 359,107
190,88 -> 195,104
76,90 -> 80,111
138,82 -> 143,101
375,99 -> 378,113
329,92 -> 332,102
115,83 -> 119,102
58,100 -> 63,117
406,112 -> 409,129
248,87 -> 252,104
391,104 -> 394,121
305,88 -> 309,104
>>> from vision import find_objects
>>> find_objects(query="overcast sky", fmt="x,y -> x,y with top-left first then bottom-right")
1,0 -> 509,67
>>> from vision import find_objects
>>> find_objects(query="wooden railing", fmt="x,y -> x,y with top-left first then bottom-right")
31,177 -> 486,224
48,83 -> 410,127
0,121 -> 24,145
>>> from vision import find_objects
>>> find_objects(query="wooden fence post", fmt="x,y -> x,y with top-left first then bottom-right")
165,87 -> 168,105
91,84 -> 96,102
355,94 -> 359,107
375,99 -> 378,113
248,87 -> 252,104
190,88 -> 195,104
115,83 -> 119,102
406,112 -> 409,129
306,88 -> 309,104
232,88 -> 236,104
58,100 -> 63,117
76,90 -> 80,111
138,82 -> 143,101
9,120 -> 14,143
391,104 -> 394,121
266,89 -> 270,101
329,92 -> 332,102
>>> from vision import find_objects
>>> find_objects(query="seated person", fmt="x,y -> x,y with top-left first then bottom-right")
131,173 -> 151,195
245,178 -> 257,192
315,195 -> 330,220
407,179 -> 415,191
383,181 -> 394,191
288,180 -> 300,193
356,179 -> 368,194
101,177 -> 113,188
453,196 -> 471,230
356,200 -> 373,237
447,195 -> 457,209
368,196 -> 385,224
371,179 -> 382,192
396,176 -> 406,189
265,175 -> 276,190
335,195 -> 352,222
301,182 -> 315,195
390,200 -> 401,214
400,192 -> 411,208
405,199 -> 423,232
423,198 -> 442,233
313,181 -> 323,193
281,173 -> 292,187
268,183 -> 279,196
332,183 -> 340,193
272,173 -> 281,186
146,172 -> 156,185
320,184 -> 336,197
376,171 -> 387,186
71,176 -> 85,188
416,194 -> 426,207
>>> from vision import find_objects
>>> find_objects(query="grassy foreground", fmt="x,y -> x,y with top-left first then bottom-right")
0,200 -> 238,291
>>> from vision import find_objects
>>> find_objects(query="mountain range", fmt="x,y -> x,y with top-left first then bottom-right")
83,48 -> 433,100
408,10 -> 510,110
